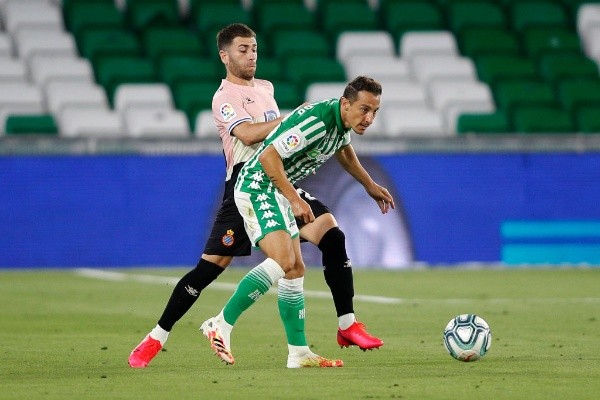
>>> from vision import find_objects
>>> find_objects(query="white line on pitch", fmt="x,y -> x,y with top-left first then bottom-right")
73,268 -> 600,305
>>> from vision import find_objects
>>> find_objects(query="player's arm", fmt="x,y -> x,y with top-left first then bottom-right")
335,144 -> 395,214
259,145 -> 314,224
231,117 -> 283,146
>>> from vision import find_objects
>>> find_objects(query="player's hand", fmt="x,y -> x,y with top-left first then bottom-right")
366,183 -> 395,214
291,198 -> 315,224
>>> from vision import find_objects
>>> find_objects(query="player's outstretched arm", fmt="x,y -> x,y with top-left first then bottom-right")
335,145 -> 395,214
232,117 -> 283,146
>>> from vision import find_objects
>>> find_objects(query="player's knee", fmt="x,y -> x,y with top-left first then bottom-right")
318,227 -> 350,268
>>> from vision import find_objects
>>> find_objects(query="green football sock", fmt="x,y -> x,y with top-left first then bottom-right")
278,277 -> 307,346
222,258 -> 284,325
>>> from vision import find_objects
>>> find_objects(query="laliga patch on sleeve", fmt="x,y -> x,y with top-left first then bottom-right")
220,103 -> 236,122
279,133 -> 301,153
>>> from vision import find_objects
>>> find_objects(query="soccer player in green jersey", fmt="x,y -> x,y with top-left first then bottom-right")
201,76 -> 395,368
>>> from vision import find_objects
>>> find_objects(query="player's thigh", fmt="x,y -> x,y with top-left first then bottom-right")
203,199 -> 252,261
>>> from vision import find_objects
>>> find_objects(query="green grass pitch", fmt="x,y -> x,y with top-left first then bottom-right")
1,267 -> 598,399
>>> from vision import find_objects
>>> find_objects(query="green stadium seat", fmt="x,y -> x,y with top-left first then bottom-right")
142,27 -> 204,61
257,3 -> 315,37
271,80 -> 303,110
380,1 -> 444,40
158,56 -> 221,88
125,0 -> 179,32
523,28 -> 582,59
4,115 -> 58,135
94,56 -> 158,102
459,28 -> 520,58
538,54 -> 600,82
557,80 -> 600,115
575,106 -> 600,133
510,1 -> 569,32
65,2 -> 124,36
494,80 -> 557,110
285,56 -> 346,98
512,105 -> 575,133
189,0 -> 242,17
192,3 -> 251,37
78,29 -> 141,65
173,81 -> 218,127
475,55 -> 538,85
448,1 -> 507,34
272,30 -> 330,59
456,112 -> 511,134
255,58 -> 284,82
320,1 -> 378,39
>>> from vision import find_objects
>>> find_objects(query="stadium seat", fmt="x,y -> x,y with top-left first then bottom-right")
428,81 -> 494,115
58,108 -> 123,137
94,56 -> 158,101
271,81 -> 303,110
14,28 -> 77,61
380,107 -> 445,136
510,1 -> 569,32
173,81 -> 218,126
400,31 -> 458,59
459,28 -> 520,58
494,80 -> 557,111
447,1 -> 507,34
77,29 -> 142,65
2,0 -> 64,34
285,56 -> 346,97
410,54 -> 477,84
194,109 -> 218,138
142,27 -> 204,61
380,81 -> 428,107
0,58 -> 27,82
0,82 -> 45,116
124,0 -> 180,32
523,28 -> 582,59
158,56 -> 221,88
64,2 -> 124,36
4,114 -> 58,135
456,112 -> 511,134
575,106 -> 600,132
320,1 -> 378,39
336,31 -> 395,63
475,55 -> 538,85
0,33 -> 13,57
273,30 -> 330,60
512,105 -> 575,133
380,1 -> 444,40
577,3 -> 600,38
123,108 -> 190,137
45,81 -> 109,114
255,58 -> 283,82
582,26 -> 600,66
29,56 -> 94,87
556,79 -> 600,115
538,53 -> 600,82
343,55 -> 410,82
113,83 -> 174,112
192,3 -> 251,37
256,3 -> 315,37
305,82 -> 347,103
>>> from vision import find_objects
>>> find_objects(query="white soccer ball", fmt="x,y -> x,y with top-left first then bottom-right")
443,314 -> 492,362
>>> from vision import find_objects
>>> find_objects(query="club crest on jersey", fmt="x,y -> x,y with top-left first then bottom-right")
221,229 -> 235,246
264,110 -> 277,121
280,133 -> 300,153
220,103 -> 236,122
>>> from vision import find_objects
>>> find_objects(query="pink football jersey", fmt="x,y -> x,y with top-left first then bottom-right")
212,79 -> 280,181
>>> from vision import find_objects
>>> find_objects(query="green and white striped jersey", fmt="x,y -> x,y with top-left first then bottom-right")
235,98 -> 351,193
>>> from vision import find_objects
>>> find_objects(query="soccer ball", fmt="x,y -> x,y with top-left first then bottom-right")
443,314 -> 492,362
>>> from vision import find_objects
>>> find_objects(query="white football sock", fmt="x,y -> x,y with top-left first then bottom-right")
338,313 -> 356,330
149,325 -> 169,346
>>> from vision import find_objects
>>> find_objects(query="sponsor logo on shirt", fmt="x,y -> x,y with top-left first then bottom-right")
220,103 -> 236,122
280,133 -> 300,153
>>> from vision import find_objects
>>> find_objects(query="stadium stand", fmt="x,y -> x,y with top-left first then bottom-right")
0,0 -> 599,136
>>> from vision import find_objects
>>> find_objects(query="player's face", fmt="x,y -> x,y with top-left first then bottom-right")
342,91 -> 380,135
222,36 -> 257,82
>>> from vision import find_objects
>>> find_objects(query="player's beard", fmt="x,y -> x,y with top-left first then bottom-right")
230,59 -> 255,81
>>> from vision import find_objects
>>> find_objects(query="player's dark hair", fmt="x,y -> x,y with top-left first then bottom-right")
216,23 -> 256,51
343,76 -> 382,103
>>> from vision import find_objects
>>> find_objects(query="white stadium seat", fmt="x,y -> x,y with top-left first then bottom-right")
427,81 -> 494,113
304,82 -> 347,103
0,57 -> 27,82
29,55 -> 94,86
194,109 -> 217,137
123,108 -> 190,137
337,31 -> 395,62
380,107 -> 446,136
400,31 -> 458,59
0,82 -> 45,131
344,55 -> 410,82
14,28 -> 76,60
45,81 -> 109,114
0,33 -> 13,57
379,81 -> 428,107
113,83 -> 174,112
58,108 -> 123,137
2,0 -> 64,34
410,54 -> 477,84
577,3 -> 600,38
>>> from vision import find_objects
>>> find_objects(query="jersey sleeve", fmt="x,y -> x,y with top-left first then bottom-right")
212,87 -> 253,136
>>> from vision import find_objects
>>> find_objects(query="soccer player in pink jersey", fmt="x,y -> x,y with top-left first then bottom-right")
129,23 -> 383,368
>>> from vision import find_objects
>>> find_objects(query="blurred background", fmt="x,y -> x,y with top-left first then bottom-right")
1,0 -> 600,269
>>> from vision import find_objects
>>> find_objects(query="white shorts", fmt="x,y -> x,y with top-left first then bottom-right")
234,188 -> 299,247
